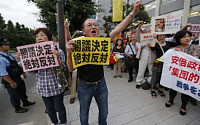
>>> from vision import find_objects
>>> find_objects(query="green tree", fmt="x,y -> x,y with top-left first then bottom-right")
0,13 -> 35,48
28,0 -> 103,35
103,4 -> 151,36
5,20 -> 17,48
0,14 -> 6,37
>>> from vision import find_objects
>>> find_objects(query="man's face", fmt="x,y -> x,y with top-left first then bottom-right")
82,18 -> 99,37
131,34 -> 137,42
0,44 -> 10,52
145,28 -> 151,34
35,31 -> 49,43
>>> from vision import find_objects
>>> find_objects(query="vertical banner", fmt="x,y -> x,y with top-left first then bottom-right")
112,0 -> 123,22
72,37 -> 111,68
17,41 -> 59,72
161,49 -> 200,101
152,14 -> 182,34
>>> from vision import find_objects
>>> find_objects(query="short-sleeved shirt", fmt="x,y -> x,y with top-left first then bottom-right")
78,65 -> 104,82
125,42 -> 141,55
0,52 -> 16,77
35,49 -> 65,97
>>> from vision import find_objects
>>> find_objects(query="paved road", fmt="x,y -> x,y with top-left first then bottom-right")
0,53 -> 48,125
1,53 -> 200,125
63,67 -> 200,125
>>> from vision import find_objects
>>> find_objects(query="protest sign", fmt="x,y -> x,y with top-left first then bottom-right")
140,33 -> 153,46
17,41 -> 58,72
152,14 -> 181,34
72,37 -> 110,68
187,24 -> 200,38
160,49 -> 200,101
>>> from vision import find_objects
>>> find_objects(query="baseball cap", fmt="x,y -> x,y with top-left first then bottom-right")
0,37 -> 10,46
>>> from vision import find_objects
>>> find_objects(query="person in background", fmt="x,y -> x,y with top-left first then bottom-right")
66,1 -> 142,124
112,39 -> 124,78
150,34 -> 177,98
125,34 -> 141,82
165,30 -> 199,115
191,33 -> 199,44
0,37 -> 35,113
135,21 -> 155,89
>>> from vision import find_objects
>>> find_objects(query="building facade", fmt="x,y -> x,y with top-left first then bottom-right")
142,0 -> 200,26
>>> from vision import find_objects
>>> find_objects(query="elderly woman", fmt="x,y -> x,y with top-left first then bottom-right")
165,30 -> 199,115
112,39 -> 124,78
19,28 -> 67,125
150,34 -> 177,98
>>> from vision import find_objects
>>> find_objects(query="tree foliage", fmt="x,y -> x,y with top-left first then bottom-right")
103,3 -> 151,36
28,0 -> 103,36
0,14 -> 35,48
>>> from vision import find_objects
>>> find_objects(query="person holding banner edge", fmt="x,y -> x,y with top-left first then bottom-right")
150,33 -> 177,98
165,30 -> 199,116
65,1 -> 142,125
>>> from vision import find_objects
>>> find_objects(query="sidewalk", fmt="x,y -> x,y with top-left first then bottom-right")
62,66 -> 200,125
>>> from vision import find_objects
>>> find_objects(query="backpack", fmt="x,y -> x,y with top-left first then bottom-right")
141,82 -> 151,90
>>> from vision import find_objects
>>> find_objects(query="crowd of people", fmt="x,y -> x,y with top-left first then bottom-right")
108,23 -> 200,117
0,0 -> 199,125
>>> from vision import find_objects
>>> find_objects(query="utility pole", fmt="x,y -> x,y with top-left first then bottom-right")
55,0 -> 65,54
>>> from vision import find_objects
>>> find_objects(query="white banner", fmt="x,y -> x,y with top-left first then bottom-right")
160,49 -> 200,101
152,14 -> 181,34
140,33 -> 153,46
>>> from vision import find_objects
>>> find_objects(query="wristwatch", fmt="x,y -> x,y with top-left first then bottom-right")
130,12 -> 134,18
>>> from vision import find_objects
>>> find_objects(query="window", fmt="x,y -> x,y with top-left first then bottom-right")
190,5 -> 200,17
161,0 -> 176,5
160,9 -> 183,17
144,1 -> 157,11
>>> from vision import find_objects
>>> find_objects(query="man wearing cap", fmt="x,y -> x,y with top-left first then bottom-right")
0,38 -> 35,113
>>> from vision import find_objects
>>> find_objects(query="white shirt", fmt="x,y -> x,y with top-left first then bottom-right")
125,42 -> 141,55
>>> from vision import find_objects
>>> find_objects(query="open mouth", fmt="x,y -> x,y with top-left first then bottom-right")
91,30 -> 96,34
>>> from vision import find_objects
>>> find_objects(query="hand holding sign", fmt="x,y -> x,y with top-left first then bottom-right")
66,40 -> 75,54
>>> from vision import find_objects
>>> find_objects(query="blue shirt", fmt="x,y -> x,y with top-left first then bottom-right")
0,51 -> 16,77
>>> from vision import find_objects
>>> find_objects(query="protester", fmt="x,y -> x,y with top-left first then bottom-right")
109,39 -> 116,70
64,19 -> 77,104
165,30 -> 199,115
125,34 -> 141,82
66,1 -> 141,124
191,33 -> 199,44
135,21 -> 155,89
112,39 -> 124,78
0,37 -> 35,113
150,34 -> 177,98
18,28 -> 67,125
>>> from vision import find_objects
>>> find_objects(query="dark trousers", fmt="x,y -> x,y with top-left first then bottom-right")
128,59 -> 139,79
6,77 -> 28,107
169,89 -> 190,109
42,93 -> 67,124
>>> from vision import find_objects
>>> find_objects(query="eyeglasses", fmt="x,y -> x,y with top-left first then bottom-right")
85,23 -> 99,28
35,34 -> 47,38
